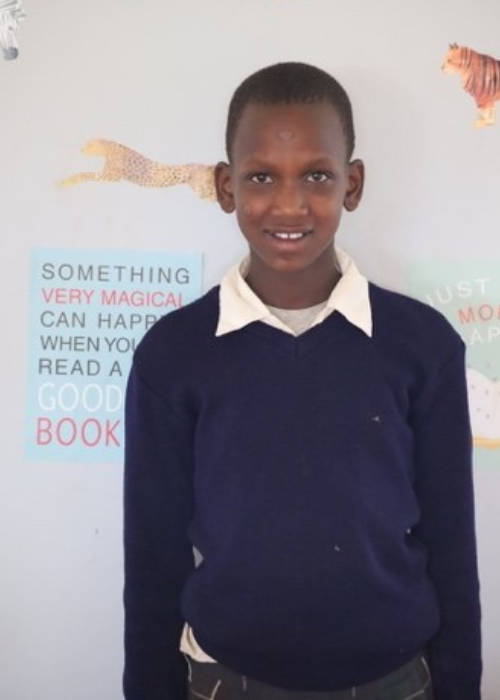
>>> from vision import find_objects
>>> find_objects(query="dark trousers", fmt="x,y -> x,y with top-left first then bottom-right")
187,655 -> 434,700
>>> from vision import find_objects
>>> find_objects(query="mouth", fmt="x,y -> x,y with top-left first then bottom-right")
267,229 -> 312,241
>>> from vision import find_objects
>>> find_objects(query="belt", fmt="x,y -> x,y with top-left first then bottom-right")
187,653 -> 431,700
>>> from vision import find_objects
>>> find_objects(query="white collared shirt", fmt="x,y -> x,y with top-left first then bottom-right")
215,247 -> 372,338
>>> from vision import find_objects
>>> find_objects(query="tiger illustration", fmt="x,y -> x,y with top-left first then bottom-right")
442,43 -> 500,127
59,139 -> 216,202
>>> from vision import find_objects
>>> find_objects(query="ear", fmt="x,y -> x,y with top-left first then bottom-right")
214,161 -> 235,213
343,159 -> 365,212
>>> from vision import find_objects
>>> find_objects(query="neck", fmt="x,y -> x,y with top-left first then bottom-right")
246,255 -> 341,310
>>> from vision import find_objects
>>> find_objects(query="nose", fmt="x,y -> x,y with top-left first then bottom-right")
272,180 -> 307,216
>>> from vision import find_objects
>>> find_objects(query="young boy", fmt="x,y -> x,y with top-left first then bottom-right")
123,63 -> 481,700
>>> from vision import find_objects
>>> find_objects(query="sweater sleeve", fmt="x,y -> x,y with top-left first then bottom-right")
411,341 -> 482,700
123,357 -> 196,700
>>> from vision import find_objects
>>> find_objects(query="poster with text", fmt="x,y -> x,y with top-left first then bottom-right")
26,248 -> 202,462
410,262 -> 500,468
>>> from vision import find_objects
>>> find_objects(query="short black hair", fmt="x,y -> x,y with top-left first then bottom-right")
225,62 -> 355,160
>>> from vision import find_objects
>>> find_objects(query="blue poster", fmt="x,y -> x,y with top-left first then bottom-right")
26,248 -> 203,462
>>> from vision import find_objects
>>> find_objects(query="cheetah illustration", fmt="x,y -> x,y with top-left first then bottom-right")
0,0 -> 26,60
59,139 -> 216,202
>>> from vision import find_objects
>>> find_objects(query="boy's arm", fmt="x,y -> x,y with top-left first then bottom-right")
123,360 -> 195,700
412,342 -> 481,700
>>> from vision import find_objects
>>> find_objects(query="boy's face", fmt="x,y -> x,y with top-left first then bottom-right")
215,101 -> 364,293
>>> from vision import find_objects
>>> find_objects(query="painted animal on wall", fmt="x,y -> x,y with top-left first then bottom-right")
442,43 -> 500,127
59,139 -> 216,202
0,0 -> 25,60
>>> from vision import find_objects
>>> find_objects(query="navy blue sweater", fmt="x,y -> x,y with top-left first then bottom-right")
123,284 -> 481,700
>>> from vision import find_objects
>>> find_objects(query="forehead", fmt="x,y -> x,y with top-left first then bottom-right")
232,102 -> 347,162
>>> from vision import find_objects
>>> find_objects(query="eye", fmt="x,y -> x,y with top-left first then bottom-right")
249,173 -> 273,184
305,171 -> 331,183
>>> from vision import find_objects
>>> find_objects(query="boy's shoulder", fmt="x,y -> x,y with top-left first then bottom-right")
135,286 -> 220,360
368,282 -> 463,356
369,281 -> 450,322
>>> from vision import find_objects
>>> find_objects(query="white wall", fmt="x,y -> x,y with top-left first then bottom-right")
1,1 -> 499,698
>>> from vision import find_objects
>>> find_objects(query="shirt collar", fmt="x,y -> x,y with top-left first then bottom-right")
215,247 -> 372,338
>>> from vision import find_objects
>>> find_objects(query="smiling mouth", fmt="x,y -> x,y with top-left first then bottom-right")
268,230 -> 311,241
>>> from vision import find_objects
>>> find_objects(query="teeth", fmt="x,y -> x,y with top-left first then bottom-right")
274,232 -> 305,240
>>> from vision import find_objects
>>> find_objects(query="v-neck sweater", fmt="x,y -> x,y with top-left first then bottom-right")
123,284 -> 481,700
